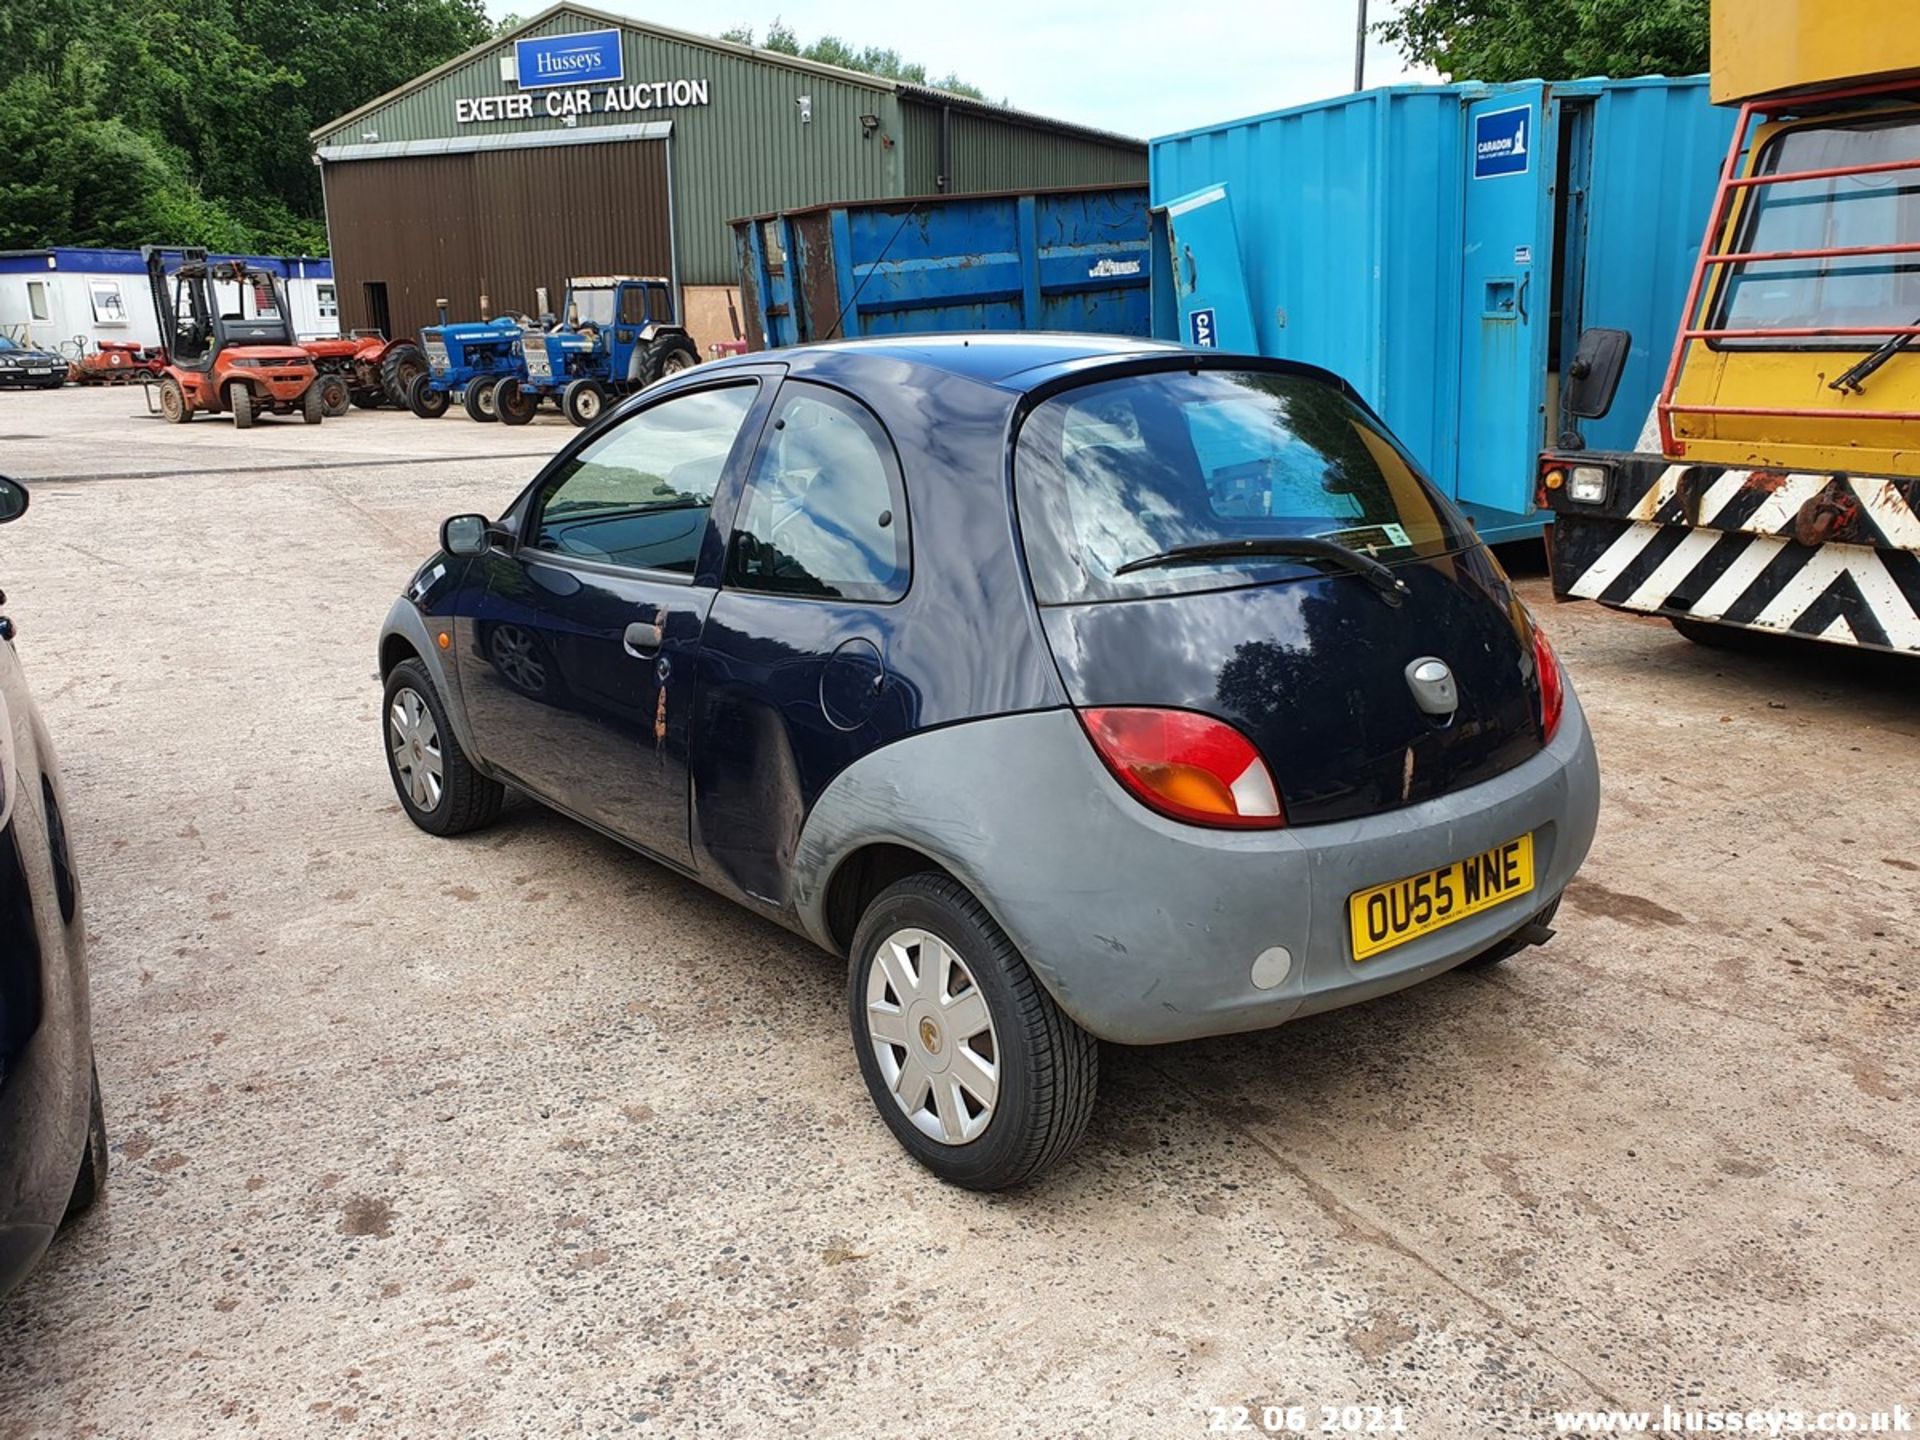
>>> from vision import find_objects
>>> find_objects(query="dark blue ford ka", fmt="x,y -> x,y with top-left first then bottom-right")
379,335 -> 1600,1188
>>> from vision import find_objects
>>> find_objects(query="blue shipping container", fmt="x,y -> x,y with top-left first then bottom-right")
732,185 -> 1152,349
1150,78 -> 1737,540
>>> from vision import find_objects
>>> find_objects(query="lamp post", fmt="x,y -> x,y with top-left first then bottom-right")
1354,0 -> 1368,91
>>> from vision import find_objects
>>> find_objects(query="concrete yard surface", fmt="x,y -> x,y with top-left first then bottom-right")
0,387 -> 1914,1438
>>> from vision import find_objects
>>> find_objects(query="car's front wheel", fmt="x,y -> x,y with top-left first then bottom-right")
383,659 -> 503,836
849,873 -> 1098,1189
64,1062 -> 107,1218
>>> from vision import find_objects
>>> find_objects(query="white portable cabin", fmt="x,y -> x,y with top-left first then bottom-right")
0,248 -> 339,356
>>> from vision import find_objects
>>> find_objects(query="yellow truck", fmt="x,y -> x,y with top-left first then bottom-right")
1540,0 -> 1920,654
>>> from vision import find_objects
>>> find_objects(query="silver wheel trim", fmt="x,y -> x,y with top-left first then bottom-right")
489,626 -> 545,692
577,389 -> 601,421
387,687 -> 445,811
865,927 -> 1000,1145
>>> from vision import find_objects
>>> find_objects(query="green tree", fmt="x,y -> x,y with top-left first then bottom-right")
720,19 -> 988,100
1375,0 -> 1709,82
0,0 -> 490,254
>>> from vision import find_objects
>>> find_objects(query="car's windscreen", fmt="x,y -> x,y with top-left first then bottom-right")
0,337 -> 16,352
1711,115 -> 1920,349
1014,369 -> 1471,604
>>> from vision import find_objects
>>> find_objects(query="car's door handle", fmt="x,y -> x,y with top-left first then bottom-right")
624,620 -> 664,656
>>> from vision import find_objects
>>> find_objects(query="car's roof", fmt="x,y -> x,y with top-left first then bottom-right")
752,332 -> 1192,390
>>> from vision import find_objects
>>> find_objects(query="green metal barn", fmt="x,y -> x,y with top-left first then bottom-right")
310,3 -> 1146,351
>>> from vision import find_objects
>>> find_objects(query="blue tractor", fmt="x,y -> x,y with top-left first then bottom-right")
405,309 -> 531,422
491,276 -> 699,427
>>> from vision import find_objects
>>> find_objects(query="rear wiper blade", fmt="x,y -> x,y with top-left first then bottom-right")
1112,535 -> 1410,601
1829,315 -> 1920,395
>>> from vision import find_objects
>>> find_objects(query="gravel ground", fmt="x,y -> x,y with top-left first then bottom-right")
0,386 -> 1913,1439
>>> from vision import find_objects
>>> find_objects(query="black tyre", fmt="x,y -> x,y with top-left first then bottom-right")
317,374 -> 351,417
65,1062 -> 107,1218
407,371 -> 449,419
1459,896 -> 1562,971
561,378 -> 606,428
349,387 -> 382,409
382,658 -> 503,836
380,342 -> 428,409
158,375 -> 191,423
849,873 -> 1098,1190
303,381 -> 326,425
1670,615 -> 1777,652
493,376 -> 537,426
229,381 -> 254,429
462,378 -> 499,423
640,332 -> 700,385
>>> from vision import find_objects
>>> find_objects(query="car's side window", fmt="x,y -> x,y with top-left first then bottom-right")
728,385 -> 910,602
529,383 -> 757,574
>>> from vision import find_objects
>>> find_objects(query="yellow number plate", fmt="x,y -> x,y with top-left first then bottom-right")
1348,834 -> 1535,962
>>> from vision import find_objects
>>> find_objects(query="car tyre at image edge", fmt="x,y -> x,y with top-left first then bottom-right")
65,1063 -> 108,1217
848,873 -> 1098,1190
382,658 -> 503,836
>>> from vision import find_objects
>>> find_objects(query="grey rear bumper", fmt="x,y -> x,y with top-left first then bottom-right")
795,694 -> 1600,1045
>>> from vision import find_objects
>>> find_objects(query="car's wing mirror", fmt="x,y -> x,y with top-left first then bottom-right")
441,513 -> 490,556
1564,327 -> 1631,420
0,476 -> 29,525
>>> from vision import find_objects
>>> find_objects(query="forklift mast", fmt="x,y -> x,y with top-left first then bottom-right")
142,246 -> 296,355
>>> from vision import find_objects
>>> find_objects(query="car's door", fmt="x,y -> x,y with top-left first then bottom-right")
457,377 -> 770,867
691,380 -> 914,909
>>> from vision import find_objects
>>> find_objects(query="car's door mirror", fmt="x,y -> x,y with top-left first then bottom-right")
0,476 -> 29,524
1564,327 -> 1631,420
441,513 -> 490,556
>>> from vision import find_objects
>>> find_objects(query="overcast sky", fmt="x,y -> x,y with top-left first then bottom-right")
489,2 -> 1438,138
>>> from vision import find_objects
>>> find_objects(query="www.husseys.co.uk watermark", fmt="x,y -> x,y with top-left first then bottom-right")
1551,1405 -> 1912,1435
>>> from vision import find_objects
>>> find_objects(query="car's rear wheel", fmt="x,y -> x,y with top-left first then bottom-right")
65,1062 -> 107,1217
849,873 -> 1097,1189
383,659 -> 503,836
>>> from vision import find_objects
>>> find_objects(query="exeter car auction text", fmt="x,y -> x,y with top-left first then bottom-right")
455,79 -> 710,124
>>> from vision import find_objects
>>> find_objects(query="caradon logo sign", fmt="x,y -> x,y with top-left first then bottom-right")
1472,104 -> 1531,179
516,29 -> 624,89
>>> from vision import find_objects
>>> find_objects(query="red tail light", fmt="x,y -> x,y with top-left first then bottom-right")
1078,707 -> 1286,829
1532,621 -> 1565,742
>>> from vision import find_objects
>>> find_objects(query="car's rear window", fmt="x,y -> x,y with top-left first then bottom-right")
1014,369 -> 1472,604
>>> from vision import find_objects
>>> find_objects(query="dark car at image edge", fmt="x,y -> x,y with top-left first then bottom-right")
0,475 -> 107,1298
376,333 -> 1601,1188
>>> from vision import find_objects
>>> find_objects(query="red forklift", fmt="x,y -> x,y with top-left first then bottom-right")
143,247 -> 324,427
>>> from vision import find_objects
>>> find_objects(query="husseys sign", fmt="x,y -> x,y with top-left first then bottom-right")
515,30 -> 623,89
455,29 -> 712,125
